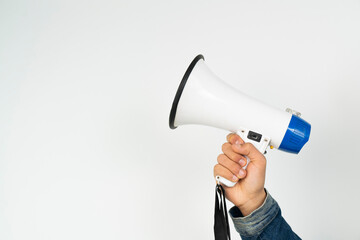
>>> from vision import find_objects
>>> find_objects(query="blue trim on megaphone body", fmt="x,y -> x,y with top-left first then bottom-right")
278,115 -> 311,154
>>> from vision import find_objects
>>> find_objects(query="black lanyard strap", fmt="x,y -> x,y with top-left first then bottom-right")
214,184 -> 231,240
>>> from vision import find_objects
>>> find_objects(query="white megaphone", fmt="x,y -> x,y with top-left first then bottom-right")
169,55 -> 311,187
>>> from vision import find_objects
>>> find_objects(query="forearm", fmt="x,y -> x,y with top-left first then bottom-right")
229,190 -> 301,240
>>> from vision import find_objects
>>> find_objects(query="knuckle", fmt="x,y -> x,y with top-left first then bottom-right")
221,142 -> 230,152
217,154 -> 225,163
213,164 -> 225,177
213,164 -> 220,173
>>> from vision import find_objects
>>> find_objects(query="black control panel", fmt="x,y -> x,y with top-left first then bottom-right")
247,131 -> 262,142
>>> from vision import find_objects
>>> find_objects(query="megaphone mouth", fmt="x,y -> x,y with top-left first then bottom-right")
169,54 -> 205,129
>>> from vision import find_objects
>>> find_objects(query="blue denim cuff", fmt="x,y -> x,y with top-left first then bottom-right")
229,189 -> 280,237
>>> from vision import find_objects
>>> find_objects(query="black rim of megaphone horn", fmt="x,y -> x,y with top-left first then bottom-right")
169,54 -> 205,129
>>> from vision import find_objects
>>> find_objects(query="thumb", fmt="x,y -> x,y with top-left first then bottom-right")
231,142 -> 265,164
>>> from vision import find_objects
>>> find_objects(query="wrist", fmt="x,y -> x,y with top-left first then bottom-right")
236,189 -> 266,216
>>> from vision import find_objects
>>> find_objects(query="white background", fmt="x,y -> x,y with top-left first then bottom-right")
1,0 -> 360,239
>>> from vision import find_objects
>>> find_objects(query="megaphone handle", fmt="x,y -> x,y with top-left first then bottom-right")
216,175 -> 237,187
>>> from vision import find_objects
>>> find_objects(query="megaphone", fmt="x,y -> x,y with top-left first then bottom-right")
169,55 -> 311,187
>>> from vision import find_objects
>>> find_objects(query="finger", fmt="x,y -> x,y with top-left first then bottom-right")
217,154 -> 247,179
214,164 -> 240,183
232,142 -> 265,163
226,133 -> 245,145
222,142 -> 247,167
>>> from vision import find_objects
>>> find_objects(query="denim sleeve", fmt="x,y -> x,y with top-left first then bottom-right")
229,190 -> 301,240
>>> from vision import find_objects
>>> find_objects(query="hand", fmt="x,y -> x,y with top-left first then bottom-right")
213,133 -> 267,216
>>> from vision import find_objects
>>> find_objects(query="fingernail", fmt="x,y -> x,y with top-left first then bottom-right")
235,140 -> 240,145
239,168 -> 245,177
232,175 -> 238,181
239,159 -> 245,166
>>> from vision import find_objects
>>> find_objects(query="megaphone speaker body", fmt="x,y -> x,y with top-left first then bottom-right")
169,55 -> 311,186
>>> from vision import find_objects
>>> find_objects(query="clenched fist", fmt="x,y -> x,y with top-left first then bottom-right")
214,133 -> 267,216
